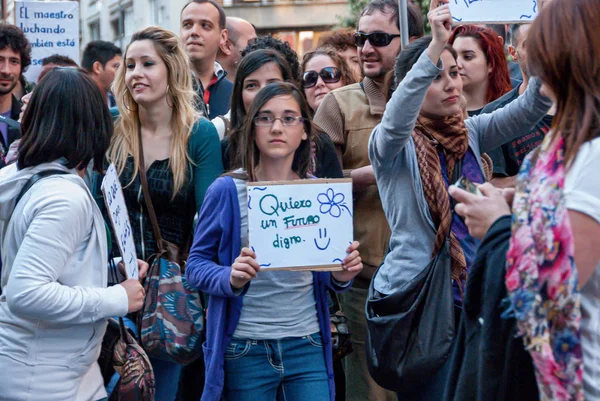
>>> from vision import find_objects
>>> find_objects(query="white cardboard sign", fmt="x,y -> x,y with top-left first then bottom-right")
247,179 -> 354,271
101,164 -> 138,279
15,1 -> 80,83
450,0 -> 538,23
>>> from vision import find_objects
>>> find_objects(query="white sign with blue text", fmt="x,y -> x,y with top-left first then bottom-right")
247,179 -> 353,271
102,164 -> 138,279
449,0 -> 538,23
15,1 -> 80,83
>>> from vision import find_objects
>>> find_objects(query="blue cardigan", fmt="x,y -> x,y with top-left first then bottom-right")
186,176 -> 348,401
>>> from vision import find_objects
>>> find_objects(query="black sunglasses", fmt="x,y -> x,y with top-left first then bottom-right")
353,32 -> 400,47
302,67 -> 342,88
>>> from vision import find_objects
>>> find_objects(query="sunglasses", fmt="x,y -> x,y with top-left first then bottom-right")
353,32 -> 400,47
302,67 -> 342,88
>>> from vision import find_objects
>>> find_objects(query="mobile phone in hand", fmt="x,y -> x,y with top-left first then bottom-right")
454,176 -> 482,196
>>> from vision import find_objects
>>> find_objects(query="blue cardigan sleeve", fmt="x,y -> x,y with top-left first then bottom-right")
189,118 -> 224,211
186,177 -> 240,298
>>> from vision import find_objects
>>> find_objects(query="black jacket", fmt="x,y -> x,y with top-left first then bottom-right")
193,65 -> 233,120
0,96 -> 22,168
444,215 -> 539,401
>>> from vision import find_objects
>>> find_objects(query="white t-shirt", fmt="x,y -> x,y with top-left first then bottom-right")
564,137 -> 600,401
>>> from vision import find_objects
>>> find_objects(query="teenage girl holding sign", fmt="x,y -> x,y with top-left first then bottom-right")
186,82 -> 363,401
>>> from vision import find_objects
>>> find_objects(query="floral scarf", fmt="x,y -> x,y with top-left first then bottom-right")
505,134 -> 583,401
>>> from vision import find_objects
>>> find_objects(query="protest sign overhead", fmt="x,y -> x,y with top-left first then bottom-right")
15,1 -> 80,82
247,179 -> 354,271
449,0 -> 538,23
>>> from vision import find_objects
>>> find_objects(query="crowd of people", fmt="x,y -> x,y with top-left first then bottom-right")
0,0 -> 598,400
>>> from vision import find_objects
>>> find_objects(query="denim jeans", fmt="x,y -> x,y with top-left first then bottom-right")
223,333 -> 329,401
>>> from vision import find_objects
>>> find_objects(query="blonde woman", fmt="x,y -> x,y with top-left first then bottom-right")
107,26 -> 223,400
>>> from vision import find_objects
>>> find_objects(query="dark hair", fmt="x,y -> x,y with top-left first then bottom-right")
359,0 -> 424,39
229,49 -> 293,168
301,47 -> 358,111
317,28 -> 356,52
42,54 -> 78,67
392,35 -> 456,94
0,23 -> 31,72
449,25 -> 511,104
182,0 -> 226,30
238,82 -> 314,181
509,24 -> 527,47
527,0 -> 600,167
242,36 -> 302,85
81,41 -> 122,72
18,68 -> 113,172
485,24 -> 507,43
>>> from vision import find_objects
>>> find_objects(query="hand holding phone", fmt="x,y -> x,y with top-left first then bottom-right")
454,176 -> 482,196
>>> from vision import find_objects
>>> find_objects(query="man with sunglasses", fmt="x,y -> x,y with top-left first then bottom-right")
314,1 -> 424,401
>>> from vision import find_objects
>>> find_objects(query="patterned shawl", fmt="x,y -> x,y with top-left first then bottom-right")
505,134 -> 583,401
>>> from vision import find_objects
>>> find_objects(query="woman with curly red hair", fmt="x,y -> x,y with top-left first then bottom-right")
449,25 -> 512,116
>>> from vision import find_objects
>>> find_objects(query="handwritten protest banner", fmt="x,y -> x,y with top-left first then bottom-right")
247,179 -> 353,271
449,0 -> 538,23
15,1 -> 80,83
102,164 -> 138,279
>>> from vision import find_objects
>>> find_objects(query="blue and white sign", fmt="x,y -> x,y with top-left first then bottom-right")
450,0 -> 538,23
247,179 -> 353,270
15,1 -> 80,83
102,164 -> 138,279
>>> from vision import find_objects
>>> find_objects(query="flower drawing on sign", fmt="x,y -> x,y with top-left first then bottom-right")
317,188 -> 352,218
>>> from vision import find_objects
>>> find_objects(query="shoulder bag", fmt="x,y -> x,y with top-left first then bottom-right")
365,160 -> 461,392
136,128 -> 205,365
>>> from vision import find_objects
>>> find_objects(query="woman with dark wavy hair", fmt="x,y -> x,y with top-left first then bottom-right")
449,25 -> 512,116
450,0 -> 600,399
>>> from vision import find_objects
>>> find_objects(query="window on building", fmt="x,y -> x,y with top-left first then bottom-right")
111,5 -> 134,42
89,21 -> 101,41
149,0 -> 165,24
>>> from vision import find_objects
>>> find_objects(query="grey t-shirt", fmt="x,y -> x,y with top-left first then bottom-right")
232,175 -> 320,340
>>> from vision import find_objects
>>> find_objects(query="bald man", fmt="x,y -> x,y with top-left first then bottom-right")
217,17 -> 257,79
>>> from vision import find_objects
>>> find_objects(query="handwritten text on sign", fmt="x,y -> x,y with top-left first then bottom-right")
450,0 -> 538,23
247,179 -> 353,270
102,164 -> 138,279
15,1 -> 80,83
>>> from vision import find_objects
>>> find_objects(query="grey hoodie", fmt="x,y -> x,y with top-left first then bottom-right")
0,161 -> 128,401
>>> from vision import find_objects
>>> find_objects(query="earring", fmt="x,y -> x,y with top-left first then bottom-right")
166,84 -> 174,108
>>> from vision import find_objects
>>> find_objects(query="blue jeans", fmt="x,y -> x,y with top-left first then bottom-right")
224,333 -> 329,401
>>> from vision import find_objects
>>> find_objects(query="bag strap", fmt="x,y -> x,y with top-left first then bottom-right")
137,126 -> 164,248
0,114 -> 21,130
15,169 -> 69,205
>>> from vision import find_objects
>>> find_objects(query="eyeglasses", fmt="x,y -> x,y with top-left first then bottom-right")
254,114 -> 305,127
302,67 -> 342,89
353,32 -> 400,47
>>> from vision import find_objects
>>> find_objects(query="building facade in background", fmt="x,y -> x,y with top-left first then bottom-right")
78,0 -> 351,56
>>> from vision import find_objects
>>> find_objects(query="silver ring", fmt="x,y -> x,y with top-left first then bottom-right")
437,11 -> 441,15
239,274 -> 244,279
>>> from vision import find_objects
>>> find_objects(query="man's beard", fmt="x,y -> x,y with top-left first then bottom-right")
0,76 -> 18,96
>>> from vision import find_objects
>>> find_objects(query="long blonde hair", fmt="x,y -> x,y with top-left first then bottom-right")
109,26 -> 199,195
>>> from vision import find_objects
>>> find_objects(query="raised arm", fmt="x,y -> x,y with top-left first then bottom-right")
469,78 -> 552,153
369,5 -> 453,169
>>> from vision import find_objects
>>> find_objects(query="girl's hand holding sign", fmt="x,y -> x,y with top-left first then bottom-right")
332,241 -> 363,283
230,247 -> 261,289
